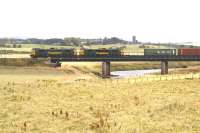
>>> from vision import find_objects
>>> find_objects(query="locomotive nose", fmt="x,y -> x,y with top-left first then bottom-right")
30,50 -> 36,58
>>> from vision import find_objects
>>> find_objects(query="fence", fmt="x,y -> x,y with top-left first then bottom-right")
75,73 -> 200,86
110,73 -> 200,84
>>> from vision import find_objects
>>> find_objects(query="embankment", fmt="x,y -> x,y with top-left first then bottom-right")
1,58 -> 200,76
0,58 -> 48,66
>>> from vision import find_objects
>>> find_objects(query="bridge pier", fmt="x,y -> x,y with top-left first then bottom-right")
55,62 -> 61,67
102,61 -> 111,78
161,61 -> 168,75
48,59 -> 61,67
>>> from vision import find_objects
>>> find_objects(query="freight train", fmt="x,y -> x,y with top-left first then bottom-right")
144,48 -> 200,56
30,48 -> 200,58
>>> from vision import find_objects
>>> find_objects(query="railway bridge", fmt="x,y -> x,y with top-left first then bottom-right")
50,55 -> 200,78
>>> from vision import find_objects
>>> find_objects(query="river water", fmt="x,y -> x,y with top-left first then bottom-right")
111,69 -> 161,78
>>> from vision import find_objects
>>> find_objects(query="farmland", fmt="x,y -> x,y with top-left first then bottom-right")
1,43 -> 200,73
1,44 -> 200,132
0,66 -> 200,132
1,43 -> 168,56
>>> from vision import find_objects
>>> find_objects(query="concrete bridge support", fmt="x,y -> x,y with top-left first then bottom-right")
55,62 -> 61,67
102,61 -> 111,78
161,61 -> 168,75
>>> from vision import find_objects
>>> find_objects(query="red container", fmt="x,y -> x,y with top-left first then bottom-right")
178,48 -> 200,55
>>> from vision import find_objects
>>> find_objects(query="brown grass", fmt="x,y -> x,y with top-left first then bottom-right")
0,67 -> 200,132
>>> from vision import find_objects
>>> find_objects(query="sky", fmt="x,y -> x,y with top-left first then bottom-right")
0,0 -> 200,43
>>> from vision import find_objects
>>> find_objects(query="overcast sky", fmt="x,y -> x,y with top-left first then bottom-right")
0,0 -> 199,42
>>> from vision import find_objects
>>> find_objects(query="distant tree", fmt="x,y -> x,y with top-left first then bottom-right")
64,38 -> 72,45
103,37 -> 108,44
71,38 -> 81,46
102,37 -> 127,44
26,38 -> 44,44
86,39 -> 91,45
43,38 -> 65,45
13,44 -> 17,48
0,38 -> 8,47
64,37 -> 81,46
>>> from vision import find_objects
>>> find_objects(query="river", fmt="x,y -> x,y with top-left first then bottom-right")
111,69 -> 161,78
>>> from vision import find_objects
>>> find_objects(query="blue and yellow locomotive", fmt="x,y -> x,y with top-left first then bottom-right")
31,48 -> 122,58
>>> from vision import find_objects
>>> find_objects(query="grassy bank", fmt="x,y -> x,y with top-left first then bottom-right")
62,61 -> 200,75
1,59 -> 200,76
1,44 -> 200,132
0,68 -> 200,132
0,58 -> 48,66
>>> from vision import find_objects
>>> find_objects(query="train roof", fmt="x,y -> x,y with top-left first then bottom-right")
32,48 -> 74,50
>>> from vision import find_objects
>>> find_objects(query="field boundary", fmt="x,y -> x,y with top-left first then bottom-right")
74,73 -> 200,85
116,73 -> 200,83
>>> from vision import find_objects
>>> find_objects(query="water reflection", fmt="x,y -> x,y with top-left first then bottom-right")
111,69 -> 161,78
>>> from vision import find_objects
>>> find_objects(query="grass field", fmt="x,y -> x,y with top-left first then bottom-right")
0,43 -> 178,60
0,67 -> 200,132
5,44 -> 75,49
1,43 -> 172,55
1,44 -> 200,132
0,54 -> 30,58
1,58 -> 200,75
62,61 -> 200,74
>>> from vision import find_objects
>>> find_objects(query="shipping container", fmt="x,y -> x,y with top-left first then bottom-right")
178,48 -> 200,56
144,49 -> 177,56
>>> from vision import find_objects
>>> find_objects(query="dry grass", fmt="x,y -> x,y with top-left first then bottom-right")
0,58 -> 48,66
0,47 -> 32,52
169,66 -> 200,74
0,54 -> 30,58
0,67 -> 200,132
62,61 -> 200,73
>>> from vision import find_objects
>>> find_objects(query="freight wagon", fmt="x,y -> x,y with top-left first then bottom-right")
144,49 -> 177,56
178,48 -> 200,56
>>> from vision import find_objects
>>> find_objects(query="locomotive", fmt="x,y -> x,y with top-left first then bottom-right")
31,48 -> 75,58
30,48 -> 200,58
30,48 -> 122,58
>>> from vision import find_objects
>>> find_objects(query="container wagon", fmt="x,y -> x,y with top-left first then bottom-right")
178,48 -> 200,56
144,49 -> 177,56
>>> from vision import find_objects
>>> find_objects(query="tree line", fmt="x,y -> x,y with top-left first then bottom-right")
0,37 -> 129,47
